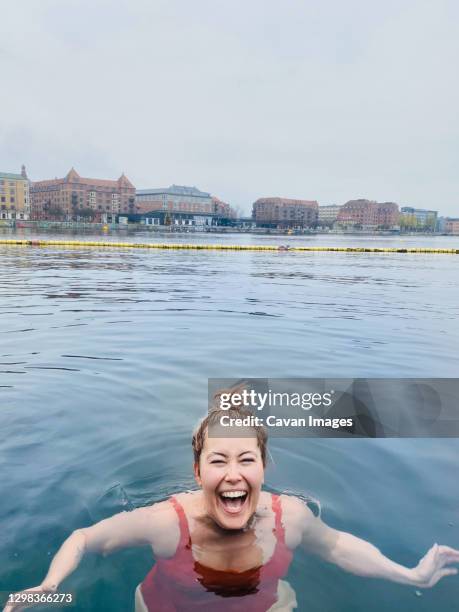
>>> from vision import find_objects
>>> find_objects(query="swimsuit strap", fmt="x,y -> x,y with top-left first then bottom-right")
170,495 -> 192,549
271,494 -> 286,544
171,494 -> 286,551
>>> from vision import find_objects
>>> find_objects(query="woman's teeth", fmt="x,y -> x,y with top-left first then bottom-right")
220,491 -> 246,498
219,491 -> 248,513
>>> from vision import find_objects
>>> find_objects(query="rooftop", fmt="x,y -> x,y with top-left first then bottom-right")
0,172 -> 26,180
137,185 -> 211,198
32,168 -> 134,189
401,207 -> 438,214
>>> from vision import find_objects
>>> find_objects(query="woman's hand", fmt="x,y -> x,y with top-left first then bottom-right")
411,543 -> 459,588
2,583 -> 56,612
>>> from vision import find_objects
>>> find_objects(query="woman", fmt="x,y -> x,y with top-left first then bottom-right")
5,406 -> 458,611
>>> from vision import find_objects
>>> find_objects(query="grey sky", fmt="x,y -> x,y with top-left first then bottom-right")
1,0 -> 458,215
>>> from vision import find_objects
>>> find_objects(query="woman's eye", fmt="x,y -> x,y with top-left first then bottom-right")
241,458 -> 255,463
211,460 -> 225,464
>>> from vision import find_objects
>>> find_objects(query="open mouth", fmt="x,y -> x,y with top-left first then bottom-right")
218,490 -> 249,514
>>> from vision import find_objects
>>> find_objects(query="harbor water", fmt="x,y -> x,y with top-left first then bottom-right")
1,228 -> 458,611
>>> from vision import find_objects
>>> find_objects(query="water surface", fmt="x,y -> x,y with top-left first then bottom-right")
1,229 -> 458,611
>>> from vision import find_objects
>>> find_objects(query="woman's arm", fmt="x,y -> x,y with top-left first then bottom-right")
40,529 -> 87,592
322,531 -> 459,587
283,496 -> 459,588
3,501 -> 176,610
40,504 -> 162,590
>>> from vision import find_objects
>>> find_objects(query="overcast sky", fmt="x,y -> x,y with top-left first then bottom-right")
1,0 -> 458,215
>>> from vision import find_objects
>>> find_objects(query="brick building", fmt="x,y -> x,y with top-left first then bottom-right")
445,218 -> 459,234
0,165 -> 31,221
375,202 -> 400,227
212,196 -> 237,219
252,197 -> 318,228
337,199 -> 399,229
31,168 -> 136,221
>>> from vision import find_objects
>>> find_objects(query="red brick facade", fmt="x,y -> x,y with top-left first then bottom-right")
212,196 -> 236,218
337,199 -> 399,228
31,168 -> 136,221
445,219 -> 459,234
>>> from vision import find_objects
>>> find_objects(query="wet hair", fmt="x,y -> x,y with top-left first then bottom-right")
192,406 -> 268,469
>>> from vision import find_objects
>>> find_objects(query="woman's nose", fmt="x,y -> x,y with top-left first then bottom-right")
224,462 -> 242,481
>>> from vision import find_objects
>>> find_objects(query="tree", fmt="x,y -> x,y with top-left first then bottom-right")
76,207 -> 96,221
400,215 -> 417,231
43,201 -> 65,221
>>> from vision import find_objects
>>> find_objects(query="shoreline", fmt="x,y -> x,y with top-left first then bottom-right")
0,220 -> 453,237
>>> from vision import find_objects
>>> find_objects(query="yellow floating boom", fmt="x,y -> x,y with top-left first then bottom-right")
0,239 -> 458,254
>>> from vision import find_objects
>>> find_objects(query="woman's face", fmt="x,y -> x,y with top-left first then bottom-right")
195,433 -> 264,530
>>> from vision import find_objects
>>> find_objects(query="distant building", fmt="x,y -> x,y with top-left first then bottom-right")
0,165 -> 31,221
318,205 -> 341,226
436,216 -> 447,232
134,185 -> 236,227
400,207 -> 438,230
444,218 -> 459,235
337,199 -> 375,227
252,197 -> 318,228
337,199 -> 399,229
141,210 -> 214,228
31,168 -> 135,221
376,202 -> 400,228
212,196 -> 237,219
135,185 -> 213,215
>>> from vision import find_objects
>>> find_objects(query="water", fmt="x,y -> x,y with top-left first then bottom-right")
1,228 -> 458,611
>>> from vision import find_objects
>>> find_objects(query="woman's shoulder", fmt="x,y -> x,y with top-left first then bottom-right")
141,496 -> 188,558
278,494 -> 316,550
255,491 -> 312,518
279,494 -> 313,516
142,498 -> 177,519
172,489 -> 203,510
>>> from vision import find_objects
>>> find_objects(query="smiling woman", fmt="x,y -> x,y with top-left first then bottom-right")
4,404 -> 459,612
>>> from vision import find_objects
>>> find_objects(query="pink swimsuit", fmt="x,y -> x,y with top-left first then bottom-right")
140,494 -> 293,611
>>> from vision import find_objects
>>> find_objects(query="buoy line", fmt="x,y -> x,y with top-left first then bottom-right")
0,239 -> 458,254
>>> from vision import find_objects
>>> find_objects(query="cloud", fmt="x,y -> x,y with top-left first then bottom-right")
0,0 -> 457,215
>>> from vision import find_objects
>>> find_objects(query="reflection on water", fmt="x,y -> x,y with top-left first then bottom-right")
0,230 -> 458,611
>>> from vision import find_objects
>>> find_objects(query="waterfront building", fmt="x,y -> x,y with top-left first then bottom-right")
337,199 -> 375,227
135,185 -> 213,215
31,168 -> 136,221
318,204 -> 341,226
337,199 -> 399,229
400,207 -> 438,231
133,185 -> 236,227
252,197 -> 318,228
436,217 -> 446,232
444,218 -> 459,234
141,210 -> 214,228
375,202 -> 400,228
0,165 -> 31,221
212,196 -> 237,219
